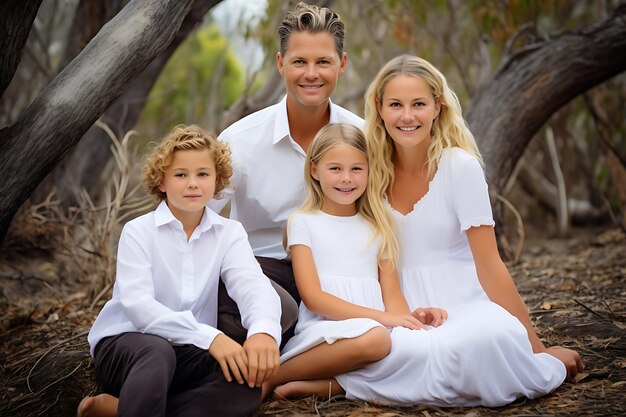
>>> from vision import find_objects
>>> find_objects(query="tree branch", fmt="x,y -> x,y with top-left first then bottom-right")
0,0 -> 196,242
0,0 -> 43,98
468,3 -> 626,193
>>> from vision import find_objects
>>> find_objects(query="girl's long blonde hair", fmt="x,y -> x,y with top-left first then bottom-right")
287,123 -> 398,264
365,55 -> 483,196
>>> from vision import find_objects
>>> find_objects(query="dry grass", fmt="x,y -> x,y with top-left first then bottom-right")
2,122 -> 153,313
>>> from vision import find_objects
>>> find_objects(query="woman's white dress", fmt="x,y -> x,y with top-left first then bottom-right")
335,148 -> 566,407
280,211 -> 386,363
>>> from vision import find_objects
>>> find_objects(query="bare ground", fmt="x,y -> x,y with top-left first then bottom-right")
1,227 -> 624,417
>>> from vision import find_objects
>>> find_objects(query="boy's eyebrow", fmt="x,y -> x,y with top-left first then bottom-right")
170,166 -> 214,171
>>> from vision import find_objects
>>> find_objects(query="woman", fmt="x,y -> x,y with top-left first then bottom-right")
334,55 -> 583,407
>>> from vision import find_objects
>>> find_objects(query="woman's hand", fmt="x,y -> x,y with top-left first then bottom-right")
545,346 -> 584,382
412,307 -> 448,327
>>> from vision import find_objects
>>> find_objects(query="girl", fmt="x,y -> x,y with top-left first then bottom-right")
263,123 -> 446,399
336,55 -> 583,407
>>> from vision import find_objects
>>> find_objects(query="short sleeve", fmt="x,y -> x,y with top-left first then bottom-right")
287,213 -> 312,248
451,155 -> 495,232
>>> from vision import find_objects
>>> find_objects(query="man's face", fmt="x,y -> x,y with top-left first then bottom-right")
276,31 -> 347,110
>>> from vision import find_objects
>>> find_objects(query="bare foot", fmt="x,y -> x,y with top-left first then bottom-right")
273,379 -> 344,399
76,393 -> 118,417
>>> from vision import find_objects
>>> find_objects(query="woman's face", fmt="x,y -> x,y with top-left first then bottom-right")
376,74 -> 440,152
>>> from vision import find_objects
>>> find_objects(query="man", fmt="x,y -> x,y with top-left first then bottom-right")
210,2 -> 364,345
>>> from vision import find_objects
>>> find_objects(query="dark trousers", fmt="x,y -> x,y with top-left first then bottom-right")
94,332 -> 261,417
218,256 -> 299,348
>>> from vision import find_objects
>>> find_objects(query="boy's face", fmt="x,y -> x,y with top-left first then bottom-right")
158,149 -> 216,222
276,31 -> 347,110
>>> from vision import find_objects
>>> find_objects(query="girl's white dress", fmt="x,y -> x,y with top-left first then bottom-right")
280,211 -> 386,363
335,148 -> 566,407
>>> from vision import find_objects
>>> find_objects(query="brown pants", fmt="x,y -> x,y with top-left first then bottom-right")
94,332 -> 260,417
217,256 -> 299,347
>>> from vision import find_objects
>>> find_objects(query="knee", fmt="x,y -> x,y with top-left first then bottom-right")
134,335 -> 176,377
355,327 -> 391,362
276,286 -> 299,331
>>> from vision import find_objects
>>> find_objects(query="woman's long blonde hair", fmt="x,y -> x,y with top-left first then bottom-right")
365,55 -> 483,196
287,123 -> 398,264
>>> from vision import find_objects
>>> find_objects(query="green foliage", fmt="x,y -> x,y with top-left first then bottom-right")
139,25 -> 245,134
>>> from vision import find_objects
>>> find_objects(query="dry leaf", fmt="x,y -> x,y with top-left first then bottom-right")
574,372 -> 590,383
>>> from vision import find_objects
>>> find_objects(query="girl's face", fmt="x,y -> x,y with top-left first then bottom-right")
376,74 -> 440,152
311,143 -> 368,216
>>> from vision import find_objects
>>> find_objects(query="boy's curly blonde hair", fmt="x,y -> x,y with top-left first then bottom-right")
142,124 -> 232,201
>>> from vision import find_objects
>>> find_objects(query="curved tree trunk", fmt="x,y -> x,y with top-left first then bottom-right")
466,3 -> 626,254
468,3 -> 626,194
0,0 -> 43,98
0,0 -> 195,242
32,0 -> 220,206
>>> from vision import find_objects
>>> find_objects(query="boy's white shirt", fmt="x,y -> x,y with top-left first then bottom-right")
87,201 -> 282,356
209,95 -> 364,260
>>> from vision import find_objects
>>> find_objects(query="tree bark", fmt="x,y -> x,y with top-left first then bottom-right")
32,0 -> 220,206
468,3 -> 626,194
0,0 -> 195,242
0,0 -> 43,98
57,0 -> 130,73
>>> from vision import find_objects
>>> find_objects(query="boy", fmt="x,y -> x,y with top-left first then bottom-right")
78,125 -> 281,417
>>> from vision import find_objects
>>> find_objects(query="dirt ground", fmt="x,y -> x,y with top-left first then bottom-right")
1,226 -> 624,417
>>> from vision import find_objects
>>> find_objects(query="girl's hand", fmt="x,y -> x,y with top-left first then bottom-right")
209,334 -> 249,384
412,307 -> 448,327
380,312 -> 429,330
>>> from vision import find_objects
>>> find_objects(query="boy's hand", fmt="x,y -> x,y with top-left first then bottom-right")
209,334 -> 249,384
412,307 -> 448,327
242,333 -> 280,388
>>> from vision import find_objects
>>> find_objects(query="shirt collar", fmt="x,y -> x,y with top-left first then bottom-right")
272,95 -> 337,145
154,200 -> 226,232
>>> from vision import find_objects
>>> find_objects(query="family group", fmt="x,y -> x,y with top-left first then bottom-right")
77,3 -> 582,417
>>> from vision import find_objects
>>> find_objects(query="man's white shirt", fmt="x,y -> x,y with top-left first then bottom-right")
210,96 -> 364,259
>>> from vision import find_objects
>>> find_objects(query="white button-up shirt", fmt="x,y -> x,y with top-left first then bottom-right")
210,96 -> 364,259
88,201 -> 282,355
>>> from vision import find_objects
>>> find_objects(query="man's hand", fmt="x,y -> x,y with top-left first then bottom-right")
545,346 -> 584,382
243,333 -> 280,388
412,307 -> 448,327
209,334 -> 248,384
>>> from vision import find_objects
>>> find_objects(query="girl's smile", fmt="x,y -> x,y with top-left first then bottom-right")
311,143 -> 368,216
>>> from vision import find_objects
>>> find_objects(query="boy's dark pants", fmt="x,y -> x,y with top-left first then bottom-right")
94,332 -> 260,417
218,256 -> 299,347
